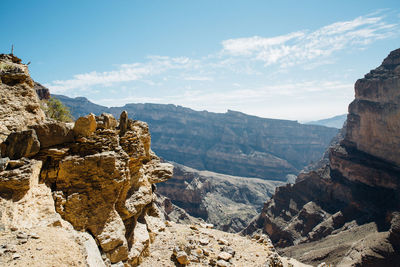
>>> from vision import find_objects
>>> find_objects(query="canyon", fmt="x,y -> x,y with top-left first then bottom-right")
55,94 -> 338,181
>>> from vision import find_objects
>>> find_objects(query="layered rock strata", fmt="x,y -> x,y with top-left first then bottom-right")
157,162 -> 284,232
244,48 -> 400,266
0,54 -> 173,266
0,54 -> 45,142
54,94 -> 339,181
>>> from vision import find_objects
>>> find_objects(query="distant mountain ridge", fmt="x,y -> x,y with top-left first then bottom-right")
54,94 -> 338,181
306,114 -> 347,129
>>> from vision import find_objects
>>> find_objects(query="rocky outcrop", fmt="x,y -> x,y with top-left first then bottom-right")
34,82 -> 50,100
244,48 -> 400,266
0,54 -> 45,142
157,162 -> 284,232
54,94 -> 338,181
0,55 -> 173,266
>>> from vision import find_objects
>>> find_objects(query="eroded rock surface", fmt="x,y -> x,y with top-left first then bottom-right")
0,57 -> 173,266
0,54 -> 45,142
244,48 -> 400,266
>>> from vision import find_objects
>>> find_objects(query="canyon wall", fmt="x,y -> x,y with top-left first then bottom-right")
244,48 -> 400,266
55,95 -> 338,181
157,162 -> 285,232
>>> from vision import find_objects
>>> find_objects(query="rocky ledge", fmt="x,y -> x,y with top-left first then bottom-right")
243,48 -> 400,266
0,54 -> 173,266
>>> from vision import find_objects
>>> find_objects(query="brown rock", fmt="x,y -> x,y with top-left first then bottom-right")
0,54 -> 33,86
176,251 -> 190,265
119,111 -> 128,136
0,54 -> 44,142
0,158 -> 42,200
96,113 -> 117,130
73,113 -> 97,137
1,129 -> 40,159
33,82 -> 50,100
30,121 -> 74,148
346,48 -> 400,166
218,251 -> 233,261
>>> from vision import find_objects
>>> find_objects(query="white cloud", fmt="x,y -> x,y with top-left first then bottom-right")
47,56 -> 199,93
222,14 -> 397,67
184,76 -> 213,81
46,12 -> 398,121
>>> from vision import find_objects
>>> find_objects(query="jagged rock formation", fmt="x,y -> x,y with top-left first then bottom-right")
0,54 -> 45,142
157,162 -> 284,233
33,82 -> 50,100
53,94 -> 339,181
0,55 -> 173,266
244,49 -> 400,266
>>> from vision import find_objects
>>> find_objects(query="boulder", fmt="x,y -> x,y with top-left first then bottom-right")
73,113 -> 97,137
30,121 -> 74,148
96,113 -> 117,130
1,129 -> 40,159
0,158 -> 42,200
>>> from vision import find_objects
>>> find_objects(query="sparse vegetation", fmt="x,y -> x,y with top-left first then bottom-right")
42,97 -> 74,122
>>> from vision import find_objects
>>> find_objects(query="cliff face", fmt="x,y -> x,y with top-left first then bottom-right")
244,48 -> 400,266
0,55 -> 173,266
157,162 -> 284,233
0,54 -> 45,142
54,96 -> 339,181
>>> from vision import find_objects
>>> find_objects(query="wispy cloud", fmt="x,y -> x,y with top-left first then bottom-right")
222,15 -> 397,67
46,12 -> 398,120
47,56 -> 199,93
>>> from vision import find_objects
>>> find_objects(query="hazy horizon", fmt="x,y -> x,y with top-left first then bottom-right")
2,0 -> 400,121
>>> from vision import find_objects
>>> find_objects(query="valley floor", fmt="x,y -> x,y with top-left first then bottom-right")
140,221 -> 309,267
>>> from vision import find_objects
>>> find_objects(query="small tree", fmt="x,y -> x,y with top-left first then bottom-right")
42,97 -> 74,122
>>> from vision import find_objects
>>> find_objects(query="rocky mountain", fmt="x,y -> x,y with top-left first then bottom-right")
306,114 -> 347,129
243,48 -> 400,266
156,162 -> 285,233
54,95 -> 339,181
0,54 -> 174,266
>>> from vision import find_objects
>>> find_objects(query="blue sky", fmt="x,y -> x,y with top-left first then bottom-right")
1,1 -> 400,121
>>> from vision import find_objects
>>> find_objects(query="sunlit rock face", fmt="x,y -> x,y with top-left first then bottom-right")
0,54 -> 45,142
0,56 -> 173,266
346,48 -> 400,167
244,48 -> 400,266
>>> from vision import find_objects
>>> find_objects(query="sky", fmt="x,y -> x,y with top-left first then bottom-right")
1,1 -> 400,121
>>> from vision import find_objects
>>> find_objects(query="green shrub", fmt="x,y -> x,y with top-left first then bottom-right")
42,97 -> 74,122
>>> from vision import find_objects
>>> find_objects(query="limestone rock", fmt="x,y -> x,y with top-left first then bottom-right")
73,113 -> 97,137
0,54 -> 33,86
119,111 -> 128,136
218,251 -> 233,261
1,129 -> 40,159
0,54 -> 45,142
0,159 -> 41,200
96,113 -> 117,130
30,121 -> 74,148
